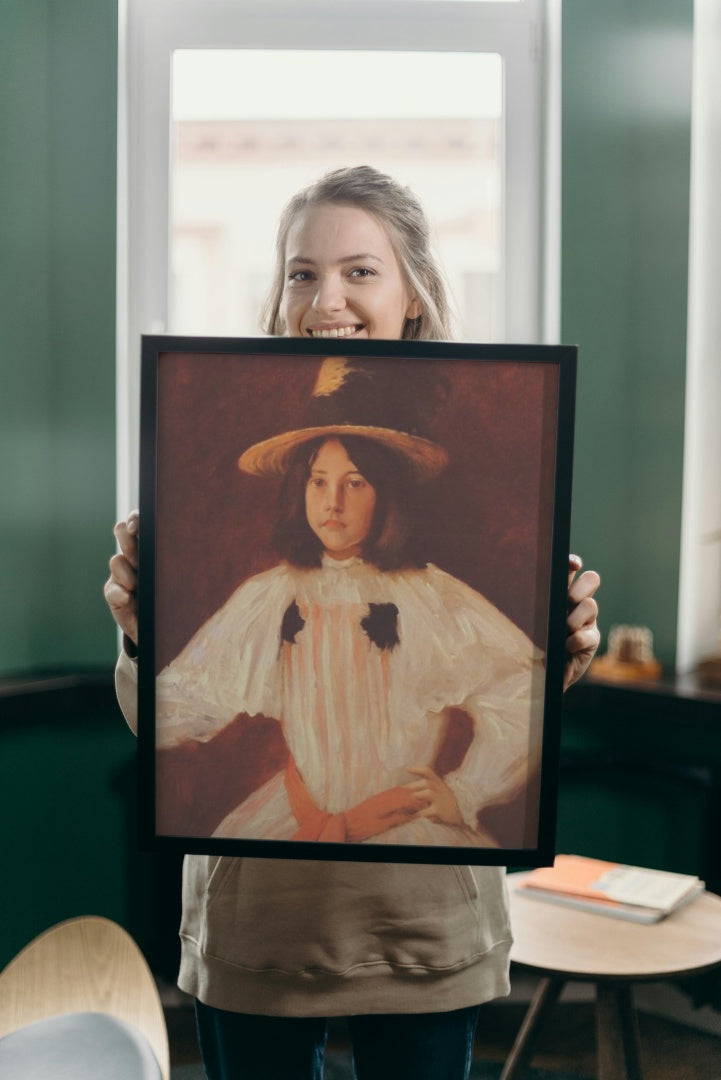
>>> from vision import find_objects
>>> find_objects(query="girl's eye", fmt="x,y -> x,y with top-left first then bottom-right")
309,476 -> 325,488
288,269 -> 313,283
348,477 -> 367,489
349,267 -> 375,279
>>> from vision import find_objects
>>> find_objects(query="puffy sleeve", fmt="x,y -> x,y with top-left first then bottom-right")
394,565 -> 546,830
154,565 -> 295,748
441,640 -> 545,830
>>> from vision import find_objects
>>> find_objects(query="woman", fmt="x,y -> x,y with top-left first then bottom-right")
106,166 -> 600,1080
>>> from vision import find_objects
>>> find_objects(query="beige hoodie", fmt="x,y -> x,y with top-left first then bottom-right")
117,650 -> 513,1016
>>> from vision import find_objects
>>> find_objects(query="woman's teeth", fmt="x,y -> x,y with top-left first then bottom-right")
310,326 -> 360,338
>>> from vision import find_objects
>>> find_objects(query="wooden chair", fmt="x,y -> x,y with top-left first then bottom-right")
0,915 -> 169,1079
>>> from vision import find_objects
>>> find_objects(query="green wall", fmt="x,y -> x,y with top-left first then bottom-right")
0,0 -> 130,970
0,0 -> 118,676
562,0 -> 693,669
0,2 -> 694,675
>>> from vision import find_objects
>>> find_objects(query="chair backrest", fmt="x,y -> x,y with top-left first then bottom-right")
0,915 -> 170,1080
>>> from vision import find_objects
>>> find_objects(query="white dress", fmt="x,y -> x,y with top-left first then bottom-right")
155,555 -> 545,848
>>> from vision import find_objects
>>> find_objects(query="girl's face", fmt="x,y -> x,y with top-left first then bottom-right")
305,439 -> 377,560
281,203 -> 421,341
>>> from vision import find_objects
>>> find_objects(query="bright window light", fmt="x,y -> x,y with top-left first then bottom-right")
170,50 -> 504,342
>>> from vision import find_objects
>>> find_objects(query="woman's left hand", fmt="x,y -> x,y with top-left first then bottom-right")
565,554 -> 601,690
405,766 -> 464,826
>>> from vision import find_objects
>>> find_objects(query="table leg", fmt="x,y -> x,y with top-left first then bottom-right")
596,982 -> 643,1080
499,976 -> 565,1080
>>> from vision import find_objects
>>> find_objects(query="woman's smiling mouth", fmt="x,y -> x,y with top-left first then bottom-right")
308,324 -> 364,338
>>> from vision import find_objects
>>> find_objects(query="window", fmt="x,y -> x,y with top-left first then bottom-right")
169,49 -> 503,340
117,0 -> 557,509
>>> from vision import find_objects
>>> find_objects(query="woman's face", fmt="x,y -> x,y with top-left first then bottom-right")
305,439 -> 377,560
281,203 -> 421,340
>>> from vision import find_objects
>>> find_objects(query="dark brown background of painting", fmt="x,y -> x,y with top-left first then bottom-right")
152,350 -> 559,844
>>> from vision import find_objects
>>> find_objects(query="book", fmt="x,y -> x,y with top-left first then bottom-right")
515,854 -> 705,924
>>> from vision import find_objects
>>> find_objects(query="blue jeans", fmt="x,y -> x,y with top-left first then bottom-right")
195,1000 -> 481,1080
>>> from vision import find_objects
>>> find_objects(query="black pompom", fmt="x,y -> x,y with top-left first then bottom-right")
361,603 -> 400,651
281,600 -> 305,644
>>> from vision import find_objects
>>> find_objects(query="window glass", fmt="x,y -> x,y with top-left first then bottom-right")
170,50 -> 503,341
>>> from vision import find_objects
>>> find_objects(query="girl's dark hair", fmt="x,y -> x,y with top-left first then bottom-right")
273,435 -> 427,571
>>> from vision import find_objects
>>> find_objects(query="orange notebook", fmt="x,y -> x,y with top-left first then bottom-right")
516,855 -> 704,923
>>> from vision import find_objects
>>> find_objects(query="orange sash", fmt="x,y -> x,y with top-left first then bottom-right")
284,758 -> 426,843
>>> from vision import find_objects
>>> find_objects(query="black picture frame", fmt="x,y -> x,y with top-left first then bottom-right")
138,335 -> 576,866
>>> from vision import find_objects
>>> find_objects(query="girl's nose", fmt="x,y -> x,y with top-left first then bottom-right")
313,274 -> 345,315
327,482 -> 344,511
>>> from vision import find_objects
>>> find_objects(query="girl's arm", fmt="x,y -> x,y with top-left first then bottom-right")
441,653 -> 546,830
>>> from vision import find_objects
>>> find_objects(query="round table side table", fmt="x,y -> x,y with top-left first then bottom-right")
502,872 -> 721,1080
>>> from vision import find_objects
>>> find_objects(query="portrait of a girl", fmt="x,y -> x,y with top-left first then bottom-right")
152,356 -> 545,851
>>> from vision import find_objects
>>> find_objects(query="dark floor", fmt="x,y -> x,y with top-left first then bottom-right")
165,990 -> 721,1079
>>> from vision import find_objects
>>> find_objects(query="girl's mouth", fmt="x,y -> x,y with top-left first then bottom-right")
308,324 -> 363,339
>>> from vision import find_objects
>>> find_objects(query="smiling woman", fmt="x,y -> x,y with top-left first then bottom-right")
282,205 -> 421,340
263,167 -> 451,341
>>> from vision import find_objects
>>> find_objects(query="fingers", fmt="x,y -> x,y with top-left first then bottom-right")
566,623 -> 601,658
566,592 -> 599,636
564,558 -> 601,690
405,766 -> 442,804
113,510 -> 139,568
108,550 -> 137,591
105,511 -> 140,645
568,553 -> 583,586
568,567 -> 601,608
103,576 -> 138,643
403,767 -> 463,825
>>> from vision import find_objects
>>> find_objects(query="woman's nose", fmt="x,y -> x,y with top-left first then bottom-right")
313,274 -> 345,315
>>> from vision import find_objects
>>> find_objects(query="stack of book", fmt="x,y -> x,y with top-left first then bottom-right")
516,854 -> 705,923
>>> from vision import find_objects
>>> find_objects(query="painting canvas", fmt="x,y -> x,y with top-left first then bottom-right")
137,336 -> 576,865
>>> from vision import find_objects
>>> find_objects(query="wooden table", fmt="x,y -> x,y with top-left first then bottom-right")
503,873 -> 721,1080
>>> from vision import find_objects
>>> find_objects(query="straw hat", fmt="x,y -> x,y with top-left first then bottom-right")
238,356 -> 449,479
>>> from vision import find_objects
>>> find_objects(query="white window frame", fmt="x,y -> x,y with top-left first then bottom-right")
676,0 -> 721,674
116,0 -> 559,511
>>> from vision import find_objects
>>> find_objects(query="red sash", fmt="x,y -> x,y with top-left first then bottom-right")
284,758 -> 426,843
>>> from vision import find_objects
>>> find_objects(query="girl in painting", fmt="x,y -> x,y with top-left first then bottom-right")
153,356 -> 545,849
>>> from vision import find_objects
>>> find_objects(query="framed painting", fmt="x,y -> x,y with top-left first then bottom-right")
137,336 -> 576,865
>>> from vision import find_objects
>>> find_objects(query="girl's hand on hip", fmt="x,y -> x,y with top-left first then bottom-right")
104,510 -> 140,646
565,554 -> 601,690
405,766 -> 464,826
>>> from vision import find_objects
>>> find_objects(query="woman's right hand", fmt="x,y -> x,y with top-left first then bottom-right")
103,510 -> 139,646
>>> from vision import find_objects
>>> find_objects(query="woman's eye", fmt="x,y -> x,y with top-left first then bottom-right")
289,270 -> 313,283
308,477 -> 325,488
348,478 -> 366,489
349,267 -> 374,279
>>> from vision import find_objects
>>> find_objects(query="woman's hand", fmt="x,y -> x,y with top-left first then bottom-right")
103,510 -> 140,646
565,554 -> 601,690
405,766 -> 464,826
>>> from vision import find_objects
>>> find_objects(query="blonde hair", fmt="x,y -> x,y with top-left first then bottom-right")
262,165 -> 454,341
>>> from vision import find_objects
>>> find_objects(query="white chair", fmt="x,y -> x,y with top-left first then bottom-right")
0,915 -> 170,1079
